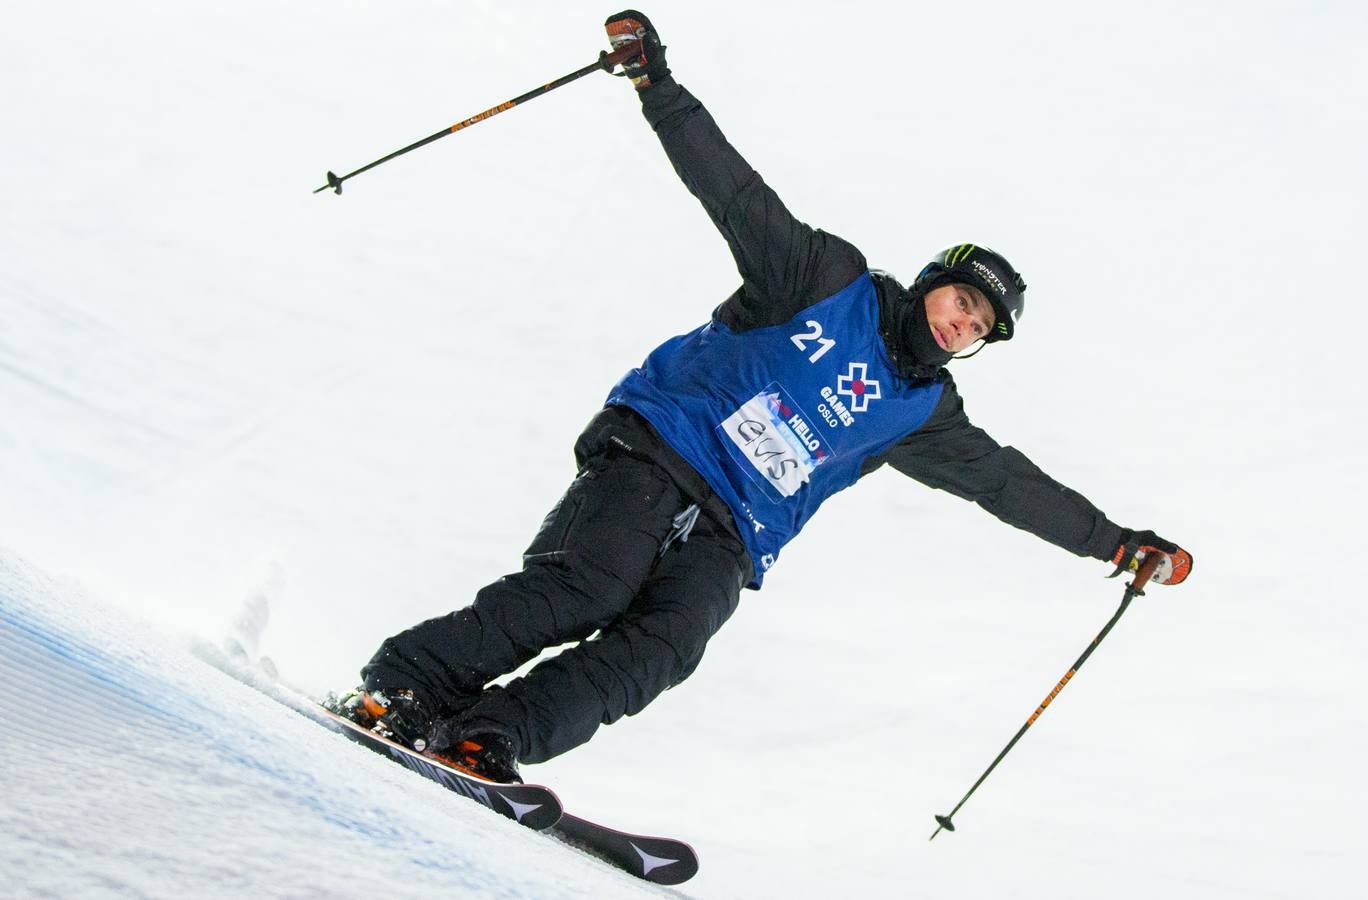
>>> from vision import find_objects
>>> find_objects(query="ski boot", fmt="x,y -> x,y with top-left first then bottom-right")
429,729 -> 523,784
324,687 -> 439,753
325,688 -> 521,783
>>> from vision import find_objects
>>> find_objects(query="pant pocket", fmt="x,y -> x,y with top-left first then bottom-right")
521,460 -> 601,565
522,453 -> 679,572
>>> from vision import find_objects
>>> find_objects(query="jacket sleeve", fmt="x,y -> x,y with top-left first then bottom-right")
865,379 -> 1125,560
638,77 -> 865,328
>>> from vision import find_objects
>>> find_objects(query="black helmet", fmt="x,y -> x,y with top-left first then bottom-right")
912,243 -> 1027,342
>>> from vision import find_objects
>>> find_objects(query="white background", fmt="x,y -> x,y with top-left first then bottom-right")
3,1 -> 1365,896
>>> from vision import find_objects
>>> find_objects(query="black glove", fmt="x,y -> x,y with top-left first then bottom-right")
1110,529 -> 1193,585
605,10 -> 670,89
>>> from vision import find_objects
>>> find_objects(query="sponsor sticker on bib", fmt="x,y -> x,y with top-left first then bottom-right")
718,383 -> 832,502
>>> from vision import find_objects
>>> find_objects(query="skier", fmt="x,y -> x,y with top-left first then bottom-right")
330,10 -> 1193,783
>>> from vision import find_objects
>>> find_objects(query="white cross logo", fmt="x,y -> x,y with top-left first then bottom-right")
835,362 -> 881,413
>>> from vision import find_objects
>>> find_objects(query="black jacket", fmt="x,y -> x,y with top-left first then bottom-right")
592,76 -> 1122,565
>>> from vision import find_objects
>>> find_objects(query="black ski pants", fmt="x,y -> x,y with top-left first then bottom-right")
362,420 -> 750,764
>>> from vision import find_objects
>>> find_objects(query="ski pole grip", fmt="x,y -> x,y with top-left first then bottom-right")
599,40 -> 644,72
1130,552 -> 1163,593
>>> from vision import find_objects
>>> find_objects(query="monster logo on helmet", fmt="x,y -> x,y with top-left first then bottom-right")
912,243 -> 1027,343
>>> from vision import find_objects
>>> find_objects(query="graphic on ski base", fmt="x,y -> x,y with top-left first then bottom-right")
196,638 -> 699,886
313,700 -> 699,885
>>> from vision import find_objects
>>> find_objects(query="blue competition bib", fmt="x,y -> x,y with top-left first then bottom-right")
606,273 -> 944,587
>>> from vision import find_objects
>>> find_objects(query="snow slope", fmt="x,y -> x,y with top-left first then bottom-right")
0,554 -> 676,898
3,1 -> 1366,897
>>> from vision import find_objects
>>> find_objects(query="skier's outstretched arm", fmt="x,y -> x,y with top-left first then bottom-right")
880,384 -> 1123,559
867,381 -> 1192,584
606,11 -> 864,327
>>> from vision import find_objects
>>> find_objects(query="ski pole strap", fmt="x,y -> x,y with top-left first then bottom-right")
659,504 -> 700,556
1108,540 -> 1138,579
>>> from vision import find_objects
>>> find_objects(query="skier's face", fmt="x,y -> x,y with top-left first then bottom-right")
923,283 -> 996,353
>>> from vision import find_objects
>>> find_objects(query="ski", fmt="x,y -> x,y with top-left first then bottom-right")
308,701 -> 564,830
195,641 -> 699,884
312,701 -> 698,884
551,812 -> 699,886
316,701 -> 699,884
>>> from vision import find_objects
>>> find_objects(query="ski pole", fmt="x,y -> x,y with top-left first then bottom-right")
314,41 -> 642,195
929,552 -> 1163,840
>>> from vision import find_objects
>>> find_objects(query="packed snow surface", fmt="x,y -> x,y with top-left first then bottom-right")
0,561 -> 667,898
2,1 -> 1364,897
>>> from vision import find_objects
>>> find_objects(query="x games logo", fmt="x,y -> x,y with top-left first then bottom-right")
835,362 -> 881,413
